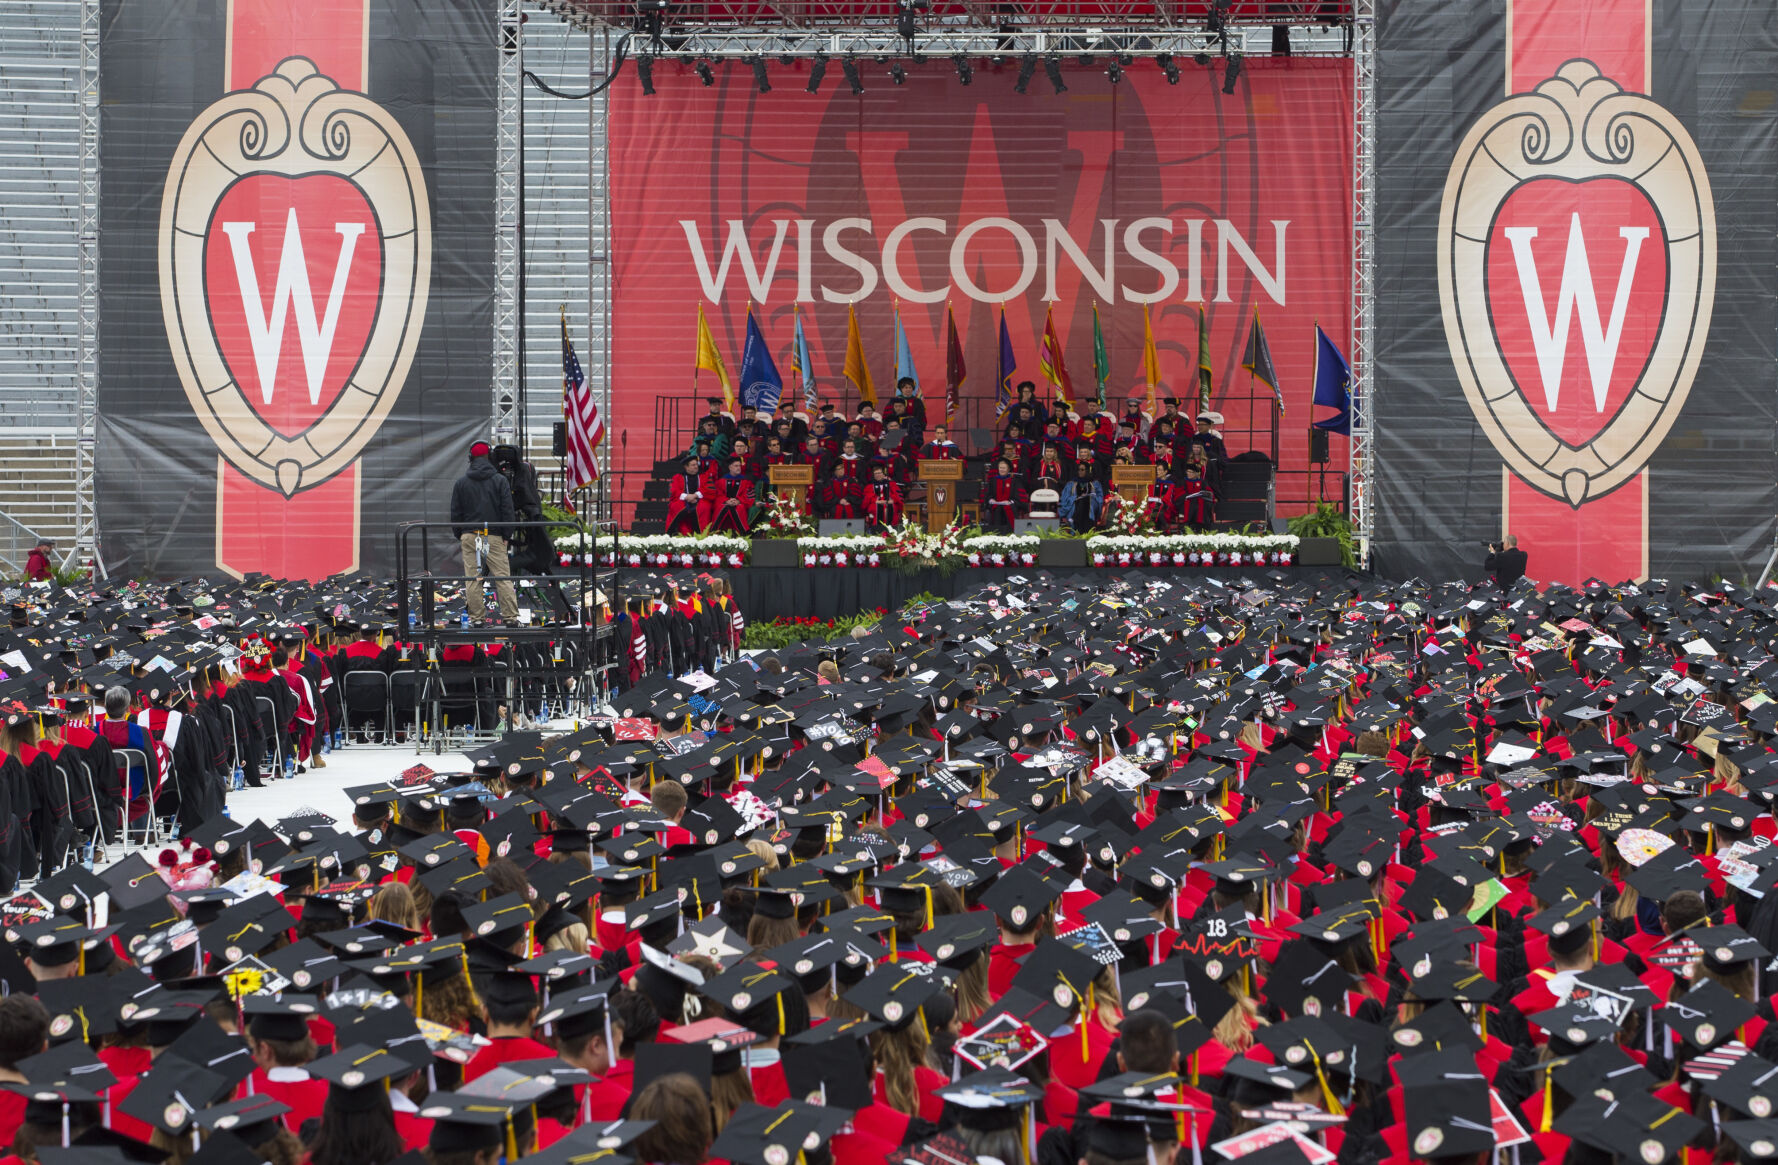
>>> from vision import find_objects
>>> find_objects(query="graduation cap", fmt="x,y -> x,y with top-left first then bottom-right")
1399,1048 -> 1497,1159
305,1044 -> 410,1110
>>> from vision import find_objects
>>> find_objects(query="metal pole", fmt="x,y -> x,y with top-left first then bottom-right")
1349,0 -> 1377,569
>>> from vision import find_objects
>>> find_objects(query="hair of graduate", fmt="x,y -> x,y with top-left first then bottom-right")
271,648 -> 288,669
954,952 -> 991,1024
956,1126 -> 1022,1165
0,995 -> 49,1070
650,780 -> 689,820
425,1146 -> 499,1165
612,987 -> 660,1057
103,686 -> 131,718
870,1020 -> 929,1118
252,1124 -> 306,1165
368,882 -> 421,932
11,1099 -> 99,1162
1663,890 -> 1708,935
482,858 -> 535,919
629,1072 -> 714,1165
421,971 -> 476,1031
430,889 -> 470,940
731,980 -> 810,1041
709,1064 -> 754,1132
252,1033 -> 318,1068
306,1085 -> 402,1165
1119,1009 -> 1180,1074
745,910 -> 800,951
721,886 -> 756,938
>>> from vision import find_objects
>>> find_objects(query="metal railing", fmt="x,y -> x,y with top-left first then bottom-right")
0,510 -> 45,573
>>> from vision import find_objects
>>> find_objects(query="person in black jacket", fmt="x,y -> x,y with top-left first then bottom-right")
1486,534 -> 1529,588
451,441 -> 519,624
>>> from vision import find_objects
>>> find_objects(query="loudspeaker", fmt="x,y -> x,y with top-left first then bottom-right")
551,422 -> 567,458
1308,426 -> 1329,465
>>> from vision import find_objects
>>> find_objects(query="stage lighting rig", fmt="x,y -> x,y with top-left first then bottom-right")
750,56 -> 771,92
641,0 -> 668,47
1044,55 -> 1067,94
1222,52 -> 1243,94
695,59 -> 714,86
1193,52 -> 1212,66
889,62 -> 907,84
807,52 -> 829,93
953,55 -> 974,85
843,57 -> 865,94
636,54 -> 656,95
1014,54 -> 1037,93
896,0 -> 929,48
1105,58 -> 1122,84
1156,53 -> 1180,84
1206,0 -> 1230,39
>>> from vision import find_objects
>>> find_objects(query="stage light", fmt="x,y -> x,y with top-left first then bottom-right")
807,52 -> 828,93
953,55 -> 974,85
1014,54 -> 1036,93
695,59 -> 714,86
889,62 -> 907,85
636,54 -> 656,95
1044,55 -> 1067,93
1157,53 -> 1179,84
751,57 -> 771,92
1192,52 -> 1212,66
1105,58 -> 1122,84
842,58 -> 865,94
1222,52 -> 1243,94
1272,25 -> 1291,55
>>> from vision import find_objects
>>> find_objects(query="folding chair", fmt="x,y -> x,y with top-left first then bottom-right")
343,672 -> 392,744
254,695 -> 285,776
388,669 -> 425,745
220,702 -> 246,790
114,748 -> 155,848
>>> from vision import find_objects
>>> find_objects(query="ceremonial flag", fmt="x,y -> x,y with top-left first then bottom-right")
791,304 -> 817,413
694,303 -> 733,412
1242,311 -> 1284,415
996,306 -> 1016,417
1091,301 -> 1110,412
1195,303 -> 1214,414
945,302 -> 966,422
561,309 -> 602,500
893,301 -> 920,397
737,306 -> 783,413
1311,324 -> 1352,435
1039,304 -> 1075,407
844,302 -> 875,407
1140,302 -> 1160,414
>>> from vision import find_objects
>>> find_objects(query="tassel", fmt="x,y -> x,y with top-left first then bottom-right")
61,1102 -> 69,1147
506,1116 -> 518,1162
1540,1069 -> 1553,1133
1081,985 -> 1091,1062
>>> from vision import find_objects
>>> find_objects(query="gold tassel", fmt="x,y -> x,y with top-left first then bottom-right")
1540,1069 -> 1554,1133
1081,985 -> 1092,1062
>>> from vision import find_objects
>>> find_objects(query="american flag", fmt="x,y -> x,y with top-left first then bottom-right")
562,311 -> 602,505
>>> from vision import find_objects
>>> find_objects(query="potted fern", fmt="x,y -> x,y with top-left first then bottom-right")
1286,502 -> 1356,567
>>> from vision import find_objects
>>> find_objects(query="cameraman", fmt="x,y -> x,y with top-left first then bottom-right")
1485,534 -> 1528,588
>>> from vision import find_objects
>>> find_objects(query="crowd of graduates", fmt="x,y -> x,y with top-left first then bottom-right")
664,384 -> 1234,535
10,566 -> 1778,1165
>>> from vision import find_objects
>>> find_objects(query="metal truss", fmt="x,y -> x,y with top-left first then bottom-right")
539,0 -> 1353,32
593,23 -> 1345,56
588,27 -> 614,523
74,0 -> 98,569
1347,0 -> 1374,569
494,0 -> 525,443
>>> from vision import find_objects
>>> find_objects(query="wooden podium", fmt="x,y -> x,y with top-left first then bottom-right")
1111,464 -> 1157,505
769,464 -> 815,513
918,460 -> 965,532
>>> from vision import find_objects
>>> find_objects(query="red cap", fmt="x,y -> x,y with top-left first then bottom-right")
470,441 -> 492,458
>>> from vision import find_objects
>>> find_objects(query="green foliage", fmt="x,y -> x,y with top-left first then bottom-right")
741,611 -> 884,650
1287,502 -> 1357,568
539,503 -> 583,543
900,591 -> 945,612
49,563 -> 87,586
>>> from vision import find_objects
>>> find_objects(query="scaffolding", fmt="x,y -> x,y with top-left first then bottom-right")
1347,0 -> 1373,568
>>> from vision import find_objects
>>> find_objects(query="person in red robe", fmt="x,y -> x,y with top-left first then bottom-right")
981,460 -> 1027,532
818,462 -> 863,520
919,425 -> 963,461
864,465 -> 903,531
700,459 -> 755,534
1145,463 -> 1185,532
1180,446 -> 1216,528
664,455 -> 706,535
463,975 -> 555,1082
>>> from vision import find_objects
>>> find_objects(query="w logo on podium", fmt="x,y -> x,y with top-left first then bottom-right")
1438,60 -> 1715,508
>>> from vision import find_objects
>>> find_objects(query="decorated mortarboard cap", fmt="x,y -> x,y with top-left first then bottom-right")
1661,979 -> 1757,1050
1692,925 -> 1772,971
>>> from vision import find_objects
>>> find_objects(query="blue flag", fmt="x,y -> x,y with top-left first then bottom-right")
893,304 -> 920,397
792,309 -> 817,412
738,309 -> 783,413
1311,324 -> 1351,435
996,307 -> 1016,417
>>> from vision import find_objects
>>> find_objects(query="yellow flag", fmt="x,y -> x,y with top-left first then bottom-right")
694,303 -> 733,412
1141,301 -> 1161,414
844,302 -> 876,407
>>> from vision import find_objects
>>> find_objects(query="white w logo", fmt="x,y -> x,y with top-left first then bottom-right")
221,208 -> 366,406
1503,213 -> 1650,414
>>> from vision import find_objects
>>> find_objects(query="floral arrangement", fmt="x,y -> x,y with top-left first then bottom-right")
157,840 -> 217,893
753,493 -> 815,538
1084,532 -> 1299,568
962,533 -> 1041,568
797,534 -> 887,567
558,533 -> 749,569
882,519 -> 972,571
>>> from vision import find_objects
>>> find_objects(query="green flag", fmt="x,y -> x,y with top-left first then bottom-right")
1092,301 -> 1110,412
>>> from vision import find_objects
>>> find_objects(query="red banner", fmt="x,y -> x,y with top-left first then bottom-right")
609,58 -> 1353,494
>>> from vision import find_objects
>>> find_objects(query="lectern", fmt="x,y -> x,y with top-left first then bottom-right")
769,464 -> 815,513
1111,464 -> 1157,506
918,460 -> 965,532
